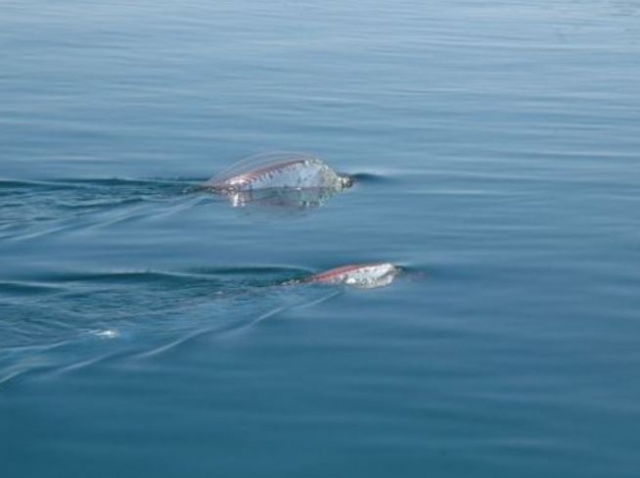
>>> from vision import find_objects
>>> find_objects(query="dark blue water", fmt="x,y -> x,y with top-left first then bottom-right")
2,1 -> 640,476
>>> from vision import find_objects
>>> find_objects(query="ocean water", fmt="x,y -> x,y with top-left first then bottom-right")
2,0 -> 640,476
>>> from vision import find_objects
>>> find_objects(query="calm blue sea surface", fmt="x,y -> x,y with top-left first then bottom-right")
2,1 -> 640,476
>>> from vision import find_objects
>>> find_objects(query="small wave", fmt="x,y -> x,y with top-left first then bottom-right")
0,262 -> 351,388
0,280 -> 67,296
0,177 -> 201,241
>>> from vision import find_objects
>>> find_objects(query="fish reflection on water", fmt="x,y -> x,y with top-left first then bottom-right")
223,187 -> 342,214
201,152 -> 352,210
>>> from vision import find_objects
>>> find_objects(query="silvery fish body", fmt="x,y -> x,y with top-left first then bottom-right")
305,263 -> 399,289
203,152 -> 352,193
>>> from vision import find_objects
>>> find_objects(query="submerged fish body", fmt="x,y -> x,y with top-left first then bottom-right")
202,152 -> 352,194
305,262 -> 400,289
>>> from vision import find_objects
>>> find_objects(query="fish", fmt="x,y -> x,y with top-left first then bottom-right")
302,262 -> 400,289
201,152 -> 353,194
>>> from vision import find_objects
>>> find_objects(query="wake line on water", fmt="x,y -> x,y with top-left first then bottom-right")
0,292 -> 337,388
0,177 -> 204,241
0,163 -> 393,387
0,265 -> 346,389
0,167 -> 383,240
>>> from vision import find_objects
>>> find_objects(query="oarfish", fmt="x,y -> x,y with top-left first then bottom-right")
201,152 -> 353,194
303,262 -> 400,289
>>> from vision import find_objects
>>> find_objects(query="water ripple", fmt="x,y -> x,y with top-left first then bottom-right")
0,264 -> 342,388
